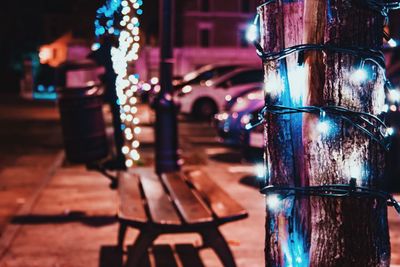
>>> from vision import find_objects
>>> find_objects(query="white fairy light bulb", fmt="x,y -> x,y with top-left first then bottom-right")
122,146 -> 130,154
388,89 -> 400,103
386,127 -> 395,136
388,38 -> 397,47
350,68 -> 368,84
125,159 -> 133,167
131,107 -> 138,113
134,127 -> 141,134
132,140 -> 140,148
317,120 -> 330,135
317,111 -> 330,135
266,195 -> 281,211
255,163 -> 265,179
246,24 -> 258,42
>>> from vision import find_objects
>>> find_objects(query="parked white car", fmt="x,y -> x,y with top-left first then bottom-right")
175,67 -> 264,119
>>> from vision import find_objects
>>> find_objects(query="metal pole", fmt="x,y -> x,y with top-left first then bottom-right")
155,0 -> 180,174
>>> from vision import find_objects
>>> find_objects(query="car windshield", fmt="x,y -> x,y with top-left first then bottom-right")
182,65 -> 239,85
231,90 -> 264,113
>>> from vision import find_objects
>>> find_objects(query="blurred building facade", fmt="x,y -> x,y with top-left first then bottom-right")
181,0 -> 257,47
138,0 -> 260,80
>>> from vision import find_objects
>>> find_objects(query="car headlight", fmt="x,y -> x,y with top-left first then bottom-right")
178,85 -> 192,97
215,112 -> 229,121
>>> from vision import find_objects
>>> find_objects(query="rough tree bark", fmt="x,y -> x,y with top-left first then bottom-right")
260,0 -> 390,266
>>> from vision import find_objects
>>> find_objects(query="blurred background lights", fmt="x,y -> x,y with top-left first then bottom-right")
150,77 -> 159,85
389,89 -> 400,102
141,83 -> 151,91
91,43 -> 101,51
225,95 -> 232,102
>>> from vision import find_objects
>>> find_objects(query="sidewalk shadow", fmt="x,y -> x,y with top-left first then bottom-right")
121,244 -> 205,267
99,246 -> 123,267
11,211 -> 117,227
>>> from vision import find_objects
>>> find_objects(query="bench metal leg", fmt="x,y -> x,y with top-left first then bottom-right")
118,223 -> 128,250
125,227 -> 159,267
200,228 -> 237,267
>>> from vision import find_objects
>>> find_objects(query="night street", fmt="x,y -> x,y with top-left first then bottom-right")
1,0 -> 400,266
0,102 -> 398,266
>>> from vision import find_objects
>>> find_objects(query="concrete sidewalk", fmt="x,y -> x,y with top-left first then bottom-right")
0,164 -> 265,267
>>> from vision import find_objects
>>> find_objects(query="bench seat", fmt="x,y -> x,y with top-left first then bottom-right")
117,168 -> 248,267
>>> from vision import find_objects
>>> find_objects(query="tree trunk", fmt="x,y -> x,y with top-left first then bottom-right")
260,0 -> 391,266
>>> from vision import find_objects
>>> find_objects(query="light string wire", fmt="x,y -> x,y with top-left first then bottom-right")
247,105 -> 392,150
251,0 -> 400,215
248,10 -> 397,150
261,179 -> 400,214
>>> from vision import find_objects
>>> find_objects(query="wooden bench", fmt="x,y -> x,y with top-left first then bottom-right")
117,168 -> 248,267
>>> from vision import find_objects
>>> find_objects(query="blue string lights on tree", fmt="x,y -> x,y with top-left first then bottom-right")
95,0 -> 122,38
95,0 -> 144,167
244,0 -> 400,215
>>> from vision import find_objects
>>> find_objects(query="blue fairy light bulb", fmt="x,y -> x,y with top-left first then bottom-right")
317,120 -> 330,134
246,24 -> 258,43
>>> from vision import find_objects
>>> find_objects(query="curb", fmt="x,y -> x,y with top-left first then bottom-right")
0,150 -> 65,262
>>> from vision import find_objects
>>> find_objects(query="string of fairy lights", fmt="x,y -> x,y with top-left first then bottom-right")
245,0 -> 400,215
95,0 -> 144,168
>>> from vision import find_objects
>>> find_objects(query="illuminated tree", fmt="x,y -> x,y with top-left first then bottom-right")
95,0 -> 144,167
250,0 -> 400,265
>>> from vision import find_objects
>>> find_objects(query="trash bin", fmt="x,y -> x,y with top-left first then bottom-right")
57,85 -> 109,163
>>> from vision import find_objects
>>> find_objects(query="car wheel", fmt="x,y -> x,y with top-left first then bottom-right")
193,99 -> 217,120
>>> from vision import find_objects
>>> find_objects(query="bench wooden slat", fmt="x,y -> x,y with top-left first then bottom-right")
139,173 -> 181,225
161,172 -> 213,224
118,172 -> 147,223
184,169 -> 248,221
